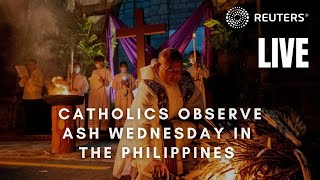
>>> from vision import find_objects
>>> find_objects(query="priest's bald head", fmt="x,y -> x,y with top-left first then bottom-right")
155,48 -> 183,86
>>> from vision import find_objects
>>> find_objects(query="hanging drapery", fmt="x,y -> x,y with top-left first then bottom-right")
105,13 -> 115,101
110,15 -> 155,78
105,14 -> 156,100
158,0 -> 212,55
106,0 -> 214,80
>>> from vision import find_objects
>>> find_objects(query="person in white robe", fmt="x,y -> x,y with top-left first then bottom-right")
112,61 -> 136,127
19,59 -> 49,133
113,48 -> 204,180
188,51 -> 209,109
68,63 -> 89,128
88,55 -> 112,131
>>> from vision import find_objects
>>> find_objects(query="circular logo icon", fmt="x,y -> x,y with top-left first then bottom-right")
226,7 -> 249,28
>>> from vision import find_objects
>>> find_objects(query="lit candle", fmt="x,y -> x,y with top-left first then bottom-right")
71,48 -> 74,75
70,48 -> 74,90
192,32 -> 197,80
192,32 -> 196,59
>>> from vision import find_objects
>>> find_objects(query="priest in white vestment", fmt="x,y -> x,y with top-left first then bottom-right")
113,48 -> 204,180
112,61 -> 136,127
88,55 -> 112,131
188,51 -> 209,109
68,63 -> 89,128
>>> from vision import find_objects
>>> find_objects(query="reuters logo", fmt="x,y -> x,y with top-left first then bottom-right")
226,7 -> 249,28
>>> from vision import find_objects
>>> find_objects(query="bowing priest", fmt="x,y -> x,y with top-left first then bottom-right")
113,48 -> 204,180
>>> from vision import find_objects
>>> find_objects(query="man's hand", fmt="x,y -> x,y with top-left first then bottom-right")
145,160 -> 169,180
22,75 -> 29,80
125,82 -> 130,88
98,78 -> 109,86
98,78 -> 104,83
20,76 -> 29,85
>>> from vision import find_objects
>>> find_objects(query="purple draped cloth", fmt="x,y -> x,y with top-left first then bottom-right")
158,0 -> 211,56
109,15 -> 155,78
105,0 -> 214,96
105,13 -> 115,101
105,15 -> 155,100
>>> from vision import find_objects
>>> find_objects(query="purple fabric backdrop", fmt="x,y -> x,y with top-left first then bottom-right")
110,15 -> 155,78
158,0 -> 211,56
105,13 -> 115,101
106,0 -> 213,81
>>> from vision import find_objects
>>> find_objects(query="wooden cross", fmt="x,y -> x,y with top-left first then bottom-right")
116,8 -> 166,80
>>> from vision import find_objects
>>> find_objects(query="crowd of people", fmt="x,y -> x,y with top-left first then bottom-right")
19,49 -> 210,133
18,55 -> 137,133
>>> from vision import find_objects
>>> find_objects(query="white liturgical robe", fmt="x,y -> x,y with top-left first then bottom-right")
112,72 -> 136,127
88,68 -> 112,130
69,74 -> 89,128
188,65 -> 209,109
19,69 -> 44,100
113,66 -> 204,179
